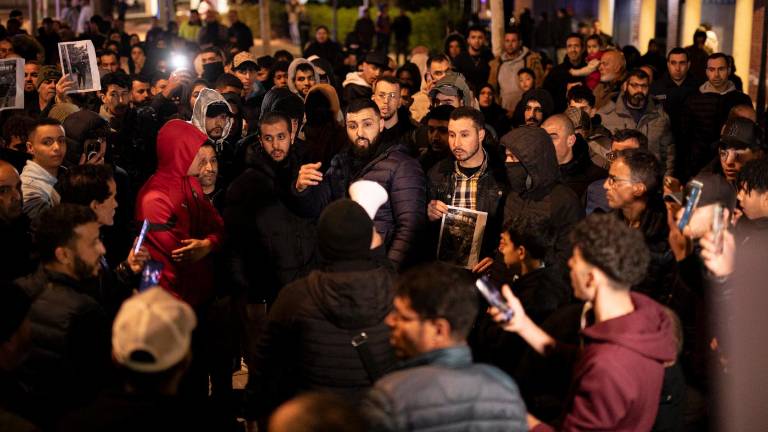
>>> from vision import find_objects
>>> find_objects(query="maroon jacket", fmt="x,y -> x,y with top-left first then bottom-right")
534,292 -> 677,432
135,120 -> 224,306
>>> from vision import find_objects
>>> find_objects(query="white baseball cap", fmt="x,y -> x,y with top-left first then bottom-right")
112,287 -> 197,373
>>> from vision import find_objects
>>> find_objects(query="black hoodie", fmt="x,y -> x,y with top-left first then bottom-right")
244,259 -> 397,419
501,126 -> 584,268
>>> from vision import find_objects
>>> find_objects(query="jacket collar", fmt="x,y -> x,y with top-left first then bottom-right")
399,345 -> 473,370
700,80 -> 736,95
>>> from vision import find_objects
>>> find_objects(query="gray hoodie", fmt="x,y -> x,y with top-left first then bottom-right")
191,88 -> 233,149
287,58 -> 320,97
20,160 -> 60,220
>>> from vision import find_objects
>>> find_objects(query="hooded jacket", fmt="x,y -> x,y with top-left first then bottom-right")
135,120 -> 224,306
287,58 -> 320,97
502,127 -> 583,268
342,70 -> 373,105
244,260 -> 397,418
191,88 -> 233,150
512,88 -> 554,127
599,92 -> 675,176
533,292 -> 678,432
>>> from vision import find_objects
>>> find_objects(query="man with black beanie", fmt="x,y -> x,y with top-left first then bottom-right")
244,198 -> 396,425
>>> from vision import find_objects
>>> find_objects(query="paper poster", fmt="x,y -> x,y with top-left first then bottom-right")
0,58 -> 24,111
437,206 -> 488,269
58,40 -> 101,93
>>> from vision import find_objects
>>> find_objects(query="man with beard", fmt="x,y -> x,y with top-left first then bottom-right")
600,69 -> 675,177
192,88 -> 234,150
426,107 -> 507,269
372,76 -> 415,147
225,112 -> 317,380
129,74 -> 151,107
452,25 -> 494,95
294,98 -> 425,267
593,49 -> 627,110
519,89 -> 554,127
13,204 -> 112,428
287,59 -> 318,99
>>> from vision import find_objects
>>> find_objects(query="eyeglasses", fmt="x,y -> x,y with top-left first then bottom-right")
719,148 -> 752,163
375,91 -> 399,101
606,175 -> 635,187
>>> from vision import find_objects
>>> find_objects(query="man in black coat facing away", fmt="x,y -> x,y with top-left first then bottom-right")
224,112 -> 318,374
293,98 -> 426,268
244,198 -> 397,425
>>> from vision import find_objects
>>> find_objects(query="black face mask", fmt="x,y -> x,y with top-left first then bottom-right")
202,61 -> 225,83
506,162 -> 530,193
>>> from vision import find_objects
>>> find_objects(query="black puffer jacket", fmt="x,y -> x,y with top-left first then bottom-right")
502,127 -> 584,268
293,141 -> 426,267
244,260 -> 397,419
224,146 -> 318,304
14,266 -> 112,428
427,146 -> 508,258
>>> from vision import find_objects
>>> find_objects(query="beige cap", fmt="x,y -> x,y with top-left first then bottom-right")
233,51 -> 257,70
112,287 -> 197,373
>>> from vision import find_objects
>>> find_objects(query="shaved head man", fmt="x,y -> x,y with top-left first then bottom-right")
542,114 -> 577,165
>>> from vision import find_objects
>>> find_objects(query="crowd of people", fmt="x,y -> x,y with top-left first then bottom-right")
0,4 -> 765,432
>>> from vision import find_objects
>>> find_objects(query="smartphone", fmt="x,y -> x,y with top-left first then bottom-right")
476,276 -> 514,322
678,180 -> 704,231
139,260 -> 163,292
84,138 -> 100,161
712,204 -> 725,254
134,219 -> 149,255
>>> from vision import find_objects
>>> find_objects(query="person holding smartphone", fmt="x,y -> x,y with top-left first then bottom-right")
489,214 -> 677,431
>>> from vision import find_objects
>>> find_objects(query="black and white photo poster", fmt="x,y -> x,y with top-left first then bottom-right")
437,206 -> 488,269
0,58 -> 24,111
58,40 -> 100,93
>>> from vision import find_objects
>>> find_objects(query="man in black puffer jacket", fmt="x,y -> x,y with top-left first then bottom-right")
501,126 -> 584,272
293,98 -> 426,268
244,199 -> 397,423
13,204 -> 112,429
224,112 -> 318,374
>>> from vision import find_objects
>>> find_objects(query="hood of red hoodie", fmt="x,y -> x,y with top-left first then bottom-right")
155,119 -> 208,178
581,292 -> 677,364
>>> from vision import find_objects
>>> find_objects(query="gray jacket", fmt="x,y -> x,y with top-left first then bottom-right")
599,93 -> 675,176
362,346 -> 527,432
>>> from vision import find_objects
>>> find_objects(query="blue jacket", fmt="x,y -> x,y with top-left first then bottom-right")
362,346 -> 527,432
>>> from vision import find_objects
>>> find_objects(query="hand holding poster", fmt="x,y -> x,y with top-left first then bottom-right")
0,58 -> 24,111
437,206 -> 488,269
58,40 -> 100,93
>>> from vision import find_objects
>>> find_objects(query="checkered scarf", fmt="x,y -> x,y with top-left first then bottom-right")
451,149 -> 488,210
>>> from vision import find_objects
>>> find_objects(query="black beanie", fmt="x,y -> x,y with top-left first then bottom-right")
0,283 -> 31,342
317,199 -> 373,262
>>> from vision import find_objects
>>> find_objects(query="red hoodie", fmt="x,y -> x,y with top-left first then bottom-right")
135,120 -> 224,306
534,292 -> 677,432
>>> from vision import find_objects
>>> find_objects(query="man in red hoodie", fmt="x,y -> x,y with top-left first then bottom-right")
135,119 -> 224,307
491,213 -> 677,431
